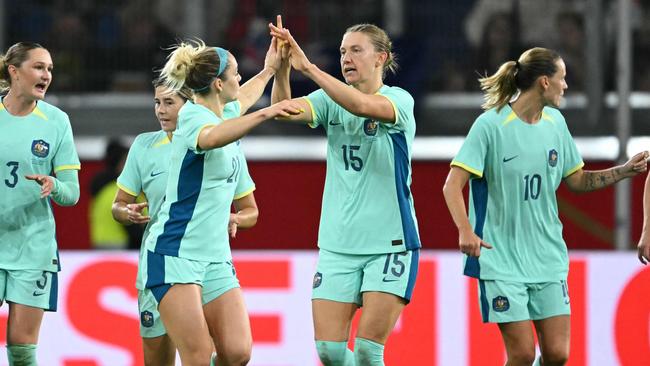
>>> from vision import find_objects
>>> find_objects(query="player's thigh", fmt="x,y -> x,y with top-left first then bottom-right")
533,315 -> 570,360
158,284 -> 212,358
498,320 -> 537,361
356,292 -> 405,344
360,250 -> 419,304
142,335 -> 176,366
311,249 -> 364,341
203,287 -> 252,359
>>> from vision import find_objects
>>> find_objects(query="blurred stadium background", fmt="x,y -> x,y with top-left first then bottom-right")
2,0 -> 650,365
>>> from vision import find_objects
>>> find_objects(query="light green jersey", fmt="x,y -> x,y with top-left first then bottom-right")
0,99 -> 80,272
117,130 -> 172,289
145,101 -> 254,262
305,85 -> 421,255
451,105 -> 584,282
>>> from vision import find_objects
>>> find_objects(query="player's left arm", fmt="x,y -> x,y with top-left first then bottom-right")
563,150 -> 648,192
229,192 -> 259,238
25,169 -> 80,206
638,172 -> 650,264
237,37 -> 282,114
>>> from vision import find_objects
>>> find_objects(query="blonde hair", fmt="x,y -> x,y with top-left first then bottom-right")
0,42 -> 46,92
152,76 -> 193,101
160,39 -> 229,96
345,24 -> 398,78
479,47 -> 561,111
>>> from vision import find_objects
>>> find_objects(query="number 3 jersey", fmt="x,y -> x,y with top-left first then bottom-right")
145,101 -> 254,263
0,99 -> 80,272
305,85 -> 421,255
451,104 -> 584,282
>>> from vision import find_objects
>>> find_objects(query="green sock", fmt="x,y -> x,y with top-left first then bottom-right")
7,344 -> 37,366
354,338 -> 384,366
210,351 -> 217,366
315,340 -> 355,365
533,356 -> 543,366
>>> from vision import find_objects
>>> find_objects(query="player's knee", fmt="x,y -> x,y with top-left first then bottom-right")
540,348 -> 569,366
316,340 -> 353,366
507,347 -> 536,365
218,344 -> 252,366
354,338 -> 385,366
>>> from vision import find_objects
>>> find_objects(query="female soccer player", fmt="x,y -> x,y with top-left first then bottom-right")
638,173 -> 650,264
443,47 -> 648,366
270,22 -> 421,365
142,37 -> 301,366
0,42 -> 80,365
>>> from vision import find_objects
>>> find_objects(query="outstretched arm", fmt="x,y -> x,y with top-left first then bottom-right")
269,24 -> 396,123
564,151 -> 648,192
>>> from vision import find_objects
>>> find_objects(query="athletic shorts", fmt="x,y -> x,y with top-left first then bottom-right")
0,269 -> 58,311
138,289 -> 167,338
311,248 -> 419,305
142,250 -> 240,306
478,279 -> 571,323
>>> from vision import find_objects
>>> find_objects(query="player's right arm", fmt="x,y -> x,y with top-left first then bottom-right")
638,172 -> 650,264
112,189 -> 149,225
442,166 -> 492,257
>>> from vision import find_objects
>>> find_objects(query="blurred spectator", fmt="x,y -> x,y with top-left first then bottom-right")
89,139 -> 143,250
470,12 -> 520,86
465,0 -> 584,49
47,12 -> 91,91
556,11 -> 586,91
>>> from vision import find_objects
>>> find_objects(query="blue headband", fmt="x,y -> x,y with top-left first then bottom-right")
193,47 -> 230,92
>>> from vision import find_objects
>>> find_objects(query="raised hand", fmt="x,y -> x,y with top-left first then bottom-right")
266,99 -> 304,119
25,174 -> 54,198
126,202 -> 150,224
268,24 -> 312,73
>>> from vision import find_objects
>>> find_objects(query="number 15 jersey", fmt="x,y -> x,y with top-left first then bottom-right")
451,104 -> 583,282
305,85 -> 421,255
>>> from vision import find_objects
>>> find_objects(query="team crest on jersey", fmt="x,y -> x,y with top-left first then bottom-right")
492,296 -> 510,312
312,272 -> 322,288
31,139 -> 50,158
363,119 -> 378,136
140,310 -> 154,327
548,149 -> 558,167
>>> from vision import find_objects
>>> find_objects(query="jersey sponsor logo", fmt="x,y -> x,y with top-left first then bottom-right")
328,121 -> 342,126
140,310 -> 154,327
150,171 -> 165,178
33,291 -> 46,297
363,119 -> 378,136
492,296 -> 510,312
548,149 -> 558,167
312,272 -> 322,288
31,139 -> 50,158
502,155 -> 518,163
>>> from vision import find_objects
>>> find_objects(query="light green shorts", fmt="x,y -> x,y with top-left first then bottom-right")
478,279 -> 571,323
311,248 -> 419,305
138,289 -> 166,338
0,269 -> 58,311
142,250 -> 240,306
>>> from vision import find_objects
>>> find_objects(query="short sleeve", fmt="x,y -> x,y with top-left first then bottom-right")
53,113 -> 81,173
116,135 -> 143,197
450,117 -> 491,178
234,152 -> 255,199
378,87 -> 415,133
561,124 -> 584,178
304,89 -> 331,129
178,103 -> 220,152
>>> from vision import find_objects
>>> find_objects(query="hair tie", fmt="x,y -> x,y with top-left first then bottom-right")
192,47 -> 230,92
515,60 -> 520,70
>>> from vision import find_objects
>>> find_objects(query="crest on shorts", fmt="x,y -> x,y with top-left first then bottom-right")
31,139 -> 50,158
492,296 -> 510,312
140,311 -> 154,327
312,272 -> 323,288
548,149 -> 558,167
363,119 -> 378,136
